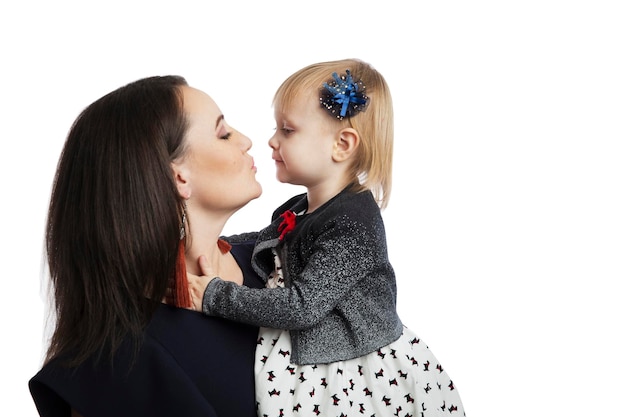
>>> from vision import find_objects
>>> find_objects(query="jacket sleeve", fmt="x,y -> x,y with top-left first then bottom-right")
202,211 -> 392,330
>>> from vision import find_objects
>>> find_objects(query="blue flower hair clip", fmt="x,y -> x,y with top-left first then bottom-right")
319,70 -> 369,120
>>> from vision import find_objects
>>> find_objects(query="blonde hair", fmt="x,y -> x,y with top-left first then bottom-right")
273,58 -> 394,209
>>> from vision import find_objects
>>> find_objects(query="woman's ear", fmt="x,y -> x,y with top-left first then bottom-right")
332,128 -> 360,162
171,162 -> 192,199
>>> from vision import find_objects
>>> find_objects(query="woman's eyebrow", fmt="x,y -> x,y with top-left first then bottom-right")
215,114 -> 225,129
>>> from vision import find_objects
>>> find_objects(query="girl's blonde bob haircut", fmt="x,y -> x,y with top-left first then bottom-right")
273,58 -> 394,209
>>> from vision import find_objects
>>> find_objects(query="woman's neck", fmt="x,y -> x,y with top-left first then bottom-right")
183,207 -> 243,284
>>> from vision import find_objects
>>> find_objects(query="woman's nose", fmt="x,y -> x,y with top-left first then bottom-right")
236,130 -> 253,151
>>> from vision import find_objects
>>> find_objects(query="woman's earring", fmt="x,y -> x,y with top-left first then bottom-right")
180,203 -> 187,239
172,201 -> 191,308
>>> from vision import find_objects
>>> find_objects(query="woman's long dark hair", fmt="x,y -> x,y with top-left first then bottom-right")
45,75 -> 189,367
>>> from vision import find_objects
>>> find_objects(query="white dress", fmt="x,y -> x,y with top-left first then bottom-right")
255,251 -> 466,417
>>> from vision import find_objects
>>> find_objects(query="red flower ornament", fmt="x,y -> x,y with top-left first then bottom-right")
278,210 -> 297,241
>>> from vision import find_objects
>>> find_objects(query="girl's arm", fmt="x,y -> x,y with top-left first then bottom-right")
189,216 -> 392,330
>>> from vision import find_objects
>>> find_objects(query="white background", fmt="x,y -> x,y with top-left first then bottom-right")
1,1 -> 624,416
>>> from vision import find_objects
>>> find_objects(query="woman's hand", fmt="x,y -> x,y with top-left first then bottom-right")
187,255 -> 219,312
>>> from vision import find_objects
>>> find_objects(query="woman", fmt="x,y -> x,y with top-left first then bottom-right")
29,75 -> 263,417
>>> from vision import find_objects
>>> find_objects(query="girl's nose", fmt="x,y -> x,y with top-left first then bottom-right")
268,133 -> 278,150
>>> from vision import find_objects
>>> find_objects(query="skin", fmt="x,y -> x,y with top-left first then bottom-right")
173,86 -> 262,288
269,90 -> 360,213
188,86 -> 361,307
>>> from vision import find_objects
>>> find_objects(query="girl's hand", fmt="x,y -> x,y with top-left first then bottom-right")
187,255 -> 219,312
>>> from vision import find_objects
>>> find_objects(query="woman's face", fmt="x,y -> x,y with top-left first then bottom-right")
177,86 -> 261,212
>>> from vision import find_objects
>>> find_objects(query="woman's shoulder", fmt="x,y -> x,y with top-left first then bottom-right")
229,240 -> 265,289
29,333 -> 214,417
148,304 -> 259,349
30,306 -> 258,417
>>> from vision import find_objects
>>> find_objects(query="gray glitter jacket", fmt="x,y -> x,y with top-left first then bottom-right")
203,186 -> 403,365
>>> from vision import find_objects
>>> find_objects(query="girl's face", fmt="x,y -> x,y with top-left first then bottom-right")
268,90 -> 338,188
178,86 -> 261,212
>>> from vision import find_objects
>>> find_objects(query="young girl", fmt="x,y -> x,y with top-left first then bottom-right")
190,59 -> 466,416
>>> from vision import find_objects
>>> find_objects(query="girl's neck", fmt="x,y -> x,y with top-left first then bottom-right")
305,177 -> 353,213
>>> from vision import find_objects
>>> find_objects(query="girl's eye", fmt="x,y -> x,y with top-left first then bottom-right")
220,132 -> 232,140
281,128 -> 294,135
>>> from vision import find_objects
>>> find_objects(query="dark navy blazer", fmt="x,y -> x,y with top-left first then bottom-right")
29,240 -> 263,417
